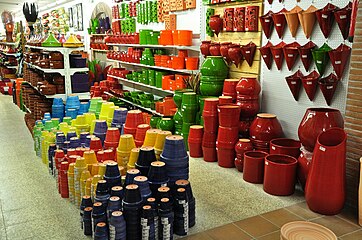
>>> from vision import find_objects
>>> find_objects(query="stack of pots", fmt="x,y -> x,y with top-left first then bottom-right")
153,130 -> 172,160
234,138 -> 253,172
222,79 -> 240,102
202,98 -> 219,162
135,124 -> 151,147
135,146 -> 157,176
181,92 -> 198,149
116,134 -> 136,168
188,125 -> 204,158
93,120 -> 108,145
104,127 -> 121,150
217,105 -> 241,168
52,98 -> 64,120
104,161 -> 122,189
124,110 -> 144,137
236,77 -> 261,137
200,56 -> 228,96
111,108 -> 128,133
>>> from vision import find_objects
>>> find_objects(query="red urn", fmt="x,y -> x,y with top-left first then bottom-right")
209,42 -> 221,56
209,15 -> 223,37
200,41 -> 211,57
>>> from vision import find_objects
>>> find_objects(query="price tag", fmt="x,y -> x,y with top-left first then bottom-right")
302,54 -> 307,58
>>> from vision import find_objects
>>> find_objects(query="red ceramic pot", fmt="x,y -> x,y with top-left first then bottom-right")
260,11 -> 274,39
234,7 -> 245,32
90,137 -> 103,152
334,2 -> 352,40
272,8 -> 287,38
222,79 -> 239,101
305,127 -> 347,215
285,70 -> 303,101
301,70 -> 320,101
298,41 -> 316,72
219,96 -> 233,105
328,43 -> 351,79
239,118 -> 254,137
260,41 -> 273,70
189,142 -> 203,158
243,150 -> 268,183
250,113 -> 284,142
270,41 -> 286,70
237,99 -> 260,118
318,73 -> 339,105
105,127 -> 121,144
202,131 -> 217,148
223,8 -> 234,32
234,139 -> 253,171
188,125 -> 203,141
125,110 -> 144,129
200,41 -> 211,57
209,15 -> 223,36
203,115 -> 219,133
220,42 -> 232,64
297,148 -> 312,190
216,126 -> 239,149
241,42 -> 257,67
228,44 -> 243,67
236,77 -> 261,97
218,104 -> 241,127
209,43 -> 221,56
270,138 -> 301,159
203,98 -> 219,114
315,3 -> 337,38
298,108 -> 344,152
283,42 -> 301,71
203,146 -> 217,162
263,154 -> 298,196
217,148 -> 236,168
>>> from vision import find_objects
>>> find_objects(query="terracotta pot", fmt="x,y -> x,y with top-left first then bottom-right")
243,150 -> 268,183
270,138 -> 301,159
298,5 -> 317,39
223,8 -> 234,32
298,41 -> 316,71
328,44 -> 351,79
200,41 -> 211,57
228,44 -> 243,67
301,70 -> 320,101
220,42 -> 232,64
260,11 -> 274,39
241,42 -> 256,67
209,15 -> 223,36
234,7 -> 245,32
334,2 -> 352,40
263,154 -> 298,196
250,113 -> 284,142
283,42 -> 301,71
234,139 -> 253,171
218,104 -> 241,127
298,108 -> 344,152
318,73 -> 339,106
270,41 -> 286,70
284,6 -> 302,37
272,8 -> 287,38
316,3 -> 337,38
285,70 -> 303,101
305,128 -> 347,215
209,43 -> 221,56
260,41 -> 273,70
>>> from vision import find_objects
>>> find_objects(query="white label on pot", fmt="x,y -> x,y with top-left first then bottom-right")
271,146 -> 275,150
319,146 -> 326,152
340,15 -> 347,19
276,23 -> 281,26
263,55 -> 267,58
317,60 -> 322,64
265,161 -> 269,165
288,54 -> 294,57
335,60 -> 341,64
275,55 -> 280,58
307,81 -> 312,85
265,19 -> 270,22
246,51 -> 250,54
322,14 -> 328,19
302,55 -> 308,58
291,81 -> 297,84
327,86 -> 334,89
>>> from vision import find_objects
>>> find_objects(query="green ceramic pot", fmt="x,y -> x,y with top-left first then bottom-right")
181,104 -> 198,123
200,81 -> 224,96
150,31 -> 160,45
126,74 -> 133,80
200,56 -> 228,78
150,116 -> 161,128
145,93 -> 154,101
181,92 -> 197,105
159,118 -> 174,132
156,71 -> 166,88
312,43 -> 332,76
173,89 -> 193,108
173,109 -> 183,125
200,75 -> 227,82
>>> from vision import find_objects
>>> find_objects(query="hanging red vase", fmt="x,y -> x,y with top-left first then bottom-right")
315,3 -> 337,38
228,44 -> 243,67
305,127 -> 347,215
318,73 -> 339,106
220,42 -> 232,64
209,15 -> 223,37
328,43 -> 351,79
241,41 -> 256,67
260,11 -> 274,39
283,42 -> 301,71
301,70 -> 320,101
260,41 -> 273,70
298,41 -> 316,71
334,2 -> 352,40
270,41 -> 286,70
272,8 -> 287,38
245,6 -> 259,32
234,7 -> 245,32
285,70 -> 303,101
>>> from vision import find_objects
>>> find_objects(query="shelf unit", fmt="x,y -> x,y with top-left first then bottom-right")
91,49 -> 109,52
90,34 -> 111,37
25,45 -> 85,53
0,42 -> 17,46
0,51 -> 18,57
107,43 -> 199,52
108,74 -> 173,97
23,104 -> 31,113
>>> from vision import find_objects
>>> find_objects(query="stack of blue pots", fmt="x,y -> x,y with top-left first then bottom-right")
42,112 -> 52,124
94,120 -> 108,145
65,95 -> 80,119
78,102 -> 90,115
52,98 -> 64,120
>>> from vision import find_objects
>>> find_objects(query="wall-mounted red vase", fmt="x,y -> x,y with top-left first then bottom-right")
272,8 -> 287,38
283,42 -> 301,71
234,7 -> 245,32
223,8 -> 234,32
301,70 -> 320,101
315,3 -> 337,38
334,2 -> 352,40
285,70 -> 303,101
200,41 -> 211,57
270,41 -> 286,70
260,41 -> 273,70
298,41 -> 316,71
220,42 -> 232,64
241,42 -> 256,67
228,44 -> 243,67
260,11 -> 274,39
328,43 -> 351,79
305,127 -> 347,215
245,6 -> 259,32
318,73 -> 339,106
209,42 -> 221,56
209,15 -> 223,37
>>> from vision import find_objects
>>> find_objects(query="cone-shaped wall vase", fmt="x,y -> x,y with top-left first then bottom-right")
316,3 -> 337,38
209,15 -> 223,37
260,41 -> 273,70
318,73 -> 339,106
272,8 -> 287,38
312,43 -> 332,76
298,5 -> 317,39
260,11 -> 274,39
284,6 -> 302,37
298,41 -> 316,71
286,70 -> 304,101
329,44 -> 351,79
228,44 -> 243,67
334,2 -> 352,40
270,41 -> 286,70
241,42 -> 257,67
283,42 -> 301,71
302,70 -> 320,101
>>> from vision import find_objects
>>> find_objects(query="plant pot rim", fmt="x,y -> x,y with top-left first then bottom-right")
317,127 -> 346,148
244,150 -> 268,158
265,154 -> 298,165
270,138 -> 301,149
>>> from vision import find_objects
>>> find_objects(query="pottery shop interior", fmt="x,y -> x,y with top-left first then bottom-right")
1,0 -> 362,239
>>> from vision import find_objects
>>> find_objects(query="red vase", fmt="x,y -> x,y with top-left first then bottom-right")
217,126 -> 239,168
260,41 -> 273,70
298,108 -> 344,152
234,7 -> 245,32
239,118 -> 254,137
200,41 -> 211,57
209,43 -> 221,56
228,44 -> 243,67
334,2 -> 352,40
188,125 -> 203,158
250,113 -> 284,142
260,11 -> 274,39
236,77 -> 261,98
220,42 -> 232,64
209,15 -> 223,37
243,150 -> 268,183
328,44 -> 351,79
305,128 -> 347,215
234,139 -> 253,172
301,70 -> 320,101
218,104 -> 241,127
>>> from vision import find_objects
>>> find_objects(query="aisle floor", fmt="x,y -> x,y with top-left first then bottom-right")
0,94 -> 358,240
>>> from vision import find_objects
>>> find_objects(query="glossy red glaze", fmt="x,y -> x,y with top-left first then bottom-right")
298,41 -> 316,72
218,105 -> 241,127
188,142 -> 203,158
298,108 -> 344,152
234,139 -> 253,172
301,70 -> 320,101
260,11 -> 274,39
209,43 -> 221,56
202,131 -> 217,147
228,44 -> 243,67
315,3 -> 337,38
209,15 -> 223,36
203,115 -> 218,133
305,128 -> 346,215
238,118 -> 254,136
272,8 -> 287,38
220,42 -> 232,64
200,41 -> 211,57
243,150 -> 268,183
283,42 -> 301,71
297,150 -> 312,190
250,113 -> 283,142
236,77 -> 261,97
222,79 -> 239,101
188,126 -> 204,140
217,126 -> 239,149
203,98 -> 219,113
203,146 -> 217,162
217,148 -> 236,168
270,138 -> 301,159
260,41 -> 273,70
237,99 -> 260,118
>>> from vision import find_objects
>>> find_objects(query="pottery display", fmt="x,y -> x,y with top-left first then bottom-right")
228,44 -> 243,67
318,73 -> 339,106
260,11 -> 274,39
223,8 -> 234,32
315,3 -> 337,38
209,15 -> 223,36
220,42 -> 232,64
209,42 -> 221,56
270,42 -> 286,70
312,43 -> 332,76
285,70 -> 303,101
301,70 -> 320,101
245,6 -> 259,32
284,6 -> 302,37
281,221 -> 338,240
200,56 -> 228,78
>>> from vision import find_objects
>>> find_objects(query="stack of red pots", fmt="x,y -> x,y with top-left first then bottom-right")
104,127 -> 121,150
124,110 -> 144,138
59,161 -> 69,198
188,125 -> 204,158
202,98 -> 219,162
216,105 -> 241,168
90,137 -> 103,153
236,77 -> 261,137
222,79 -> 240,102
135,124 -> 151,147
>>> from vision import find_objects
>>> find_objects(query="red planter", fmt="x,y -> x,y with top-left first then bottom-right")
200,41 -> 211,57
219,96 -> 233,105
334,2 -> 352,40
236,77 -> 261,98
301,70 -> 320,101
217,148 -> 236,168
217,126 -> 239,149
260,11 -> 274,39
189,142 -> 203,158
203,115 -> 219,133
228,44 -> 243,67
328,43 -> 351,79
298,108 -> 344,152
237,99 -> 260,118
218,104 -> 241,127
298,41 -> 316,72
241,42 -> 257,67
222,79 -> 240,101
318,73 -> 339,106
260,41 -> 273,70
283,42 -> 301,71
315,3 -> 337,38
263,154 -> 298,196
305,128 -> 347,215
272,8 -> 287,38
270,41 -> 286,70
209,15 -> 223,36
189,125 -> 203,158
203,146 -> 217,162
285,70 -> 303,101
297,148 -> 312,190
243,150 -> 268,183
234,139 -> 253,172
250,113 -> 283,142
209,42 -> 221,56
220,42 -> 232,64
270,138 -> 301,159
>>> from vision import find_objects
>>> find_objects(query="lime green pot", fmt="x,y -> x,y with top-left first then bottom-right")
200,75 -> 227,82
200,56 -> 228,78
158,118 -> 174,132
181,92 -> 197,105
200,81 -> 224,96
173,89 -> 193,108
173,109 -> 183,125
150,116 -> 161,128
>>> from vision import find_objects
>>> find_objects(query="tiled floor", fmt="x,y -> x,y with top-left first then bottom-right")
0,94 -> 360,240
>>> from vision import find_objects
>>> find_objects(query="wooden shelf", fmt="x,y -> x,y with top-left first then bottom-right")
107,43 -> 199,51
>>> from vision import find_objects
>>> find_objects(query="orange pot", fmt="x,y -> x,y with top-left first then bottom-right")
160,30 -> 173,45
178,50 -> 188,58
162,75 -> 174,90
178,30 -> 193,46
185,57 -> 199,70
160,55 -> 171,67
171,56 -> 185,69
172,30 -> 179,45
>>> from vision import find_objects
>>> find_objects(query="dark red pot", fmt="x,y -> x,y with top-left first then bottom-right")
297,148 -> 312,190
328,44 -> 351,79
234,7 -> 245,32
272,8 -> 287,38
200,41 -> 211,57
222,79 -> 240,101
260,11 -> 274,39
315,3 -> 337,38
241,41 -> 257,67
263,154 -> 298,196
202,131 -> 217,148
237,99 -> 260,118
203,115 -> 218,133
270,138 -> 301,159
220,42 -> 232,64
217,148 -> 236,168
283,42 -> 301,71
334,2 -> 352,40
209,15 -> 223,37
243,150 -> 268,183
234,139 -> 253,172
209,43 -> 221,56
217,126 -> 239,149
218,104 -> 241,127
236,77 -> 261,97
250,113 -> 283,142
203,146 -> 217,162
305,128 -> 347,215
301,70 -> 320,101
298,41 -> 316,72
298,107 -> 344,152
318,73 -> 339,106
270,41 -> 286,70
260,41 -> 273,70
219,96 -> 233,105
285,70 -> 303,101
239,118 -> 254,137
228,44 -> 243,67
188,142 -> 203,158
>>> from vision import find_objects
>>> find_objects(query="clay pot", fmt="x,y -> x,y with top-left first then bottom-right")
209,15 -> 223,36
250,113 -> 284,142
260,41 -> 273,70
301,70 -> 320,101
241,42 -> 256,67
218,104 -> 241,127
228,44 -> 243,67
272,8 -> 287,38
243,150 -> 268,183
334,2 -> 352,40
260,11 -> 274,39
285,70 -> 303,101
305,128 -> 347,215
270,138 -> 301,159
298,5 -> 317,39
220,42 -> 232,64
236,77 -> 261,98
315,3 -> 337,38
318,73 -> 339,106
200,41 -> 211,57
222,79 -> 240,101
217,126 -> 239,168
270,41 -> 286,70
298,108 -> 344,152
284,6 -> 302,37
283,42 -> 301,71
328,43 -> 351,79
209,42 -> 221,56
234,139 -> 253,172
298,41 -> 316,71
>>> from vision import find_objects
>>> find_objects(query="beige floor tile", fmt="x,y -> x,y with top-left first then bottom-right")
285,203 -> 322,220
261,208 -> 303,227
311,216 -> 360,237
340,230 -> 362,240
205,223 -> 252,240
257,231 -> 280,240
234,215 -> 279,238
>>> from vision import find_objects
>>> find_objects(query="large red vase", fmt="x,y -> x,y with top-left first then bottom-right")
298,108 -> 344,152
305,127 -> 347,215
249,113 -> 284,142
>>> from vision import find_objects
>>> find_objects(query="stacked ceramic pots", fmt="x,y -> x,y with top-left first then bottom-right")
202,98 -> 219,162
117,134 -> 136,168
188,125 -> 204,158
181,92 -> 198,149
234,138 -> 253,172
93,120 -> 108,145
111,108 -> 128,133
104,127 -> 121,150
236,77 -> 261,137
52,98 -> 64,120
124,110 -> 144,138
216,105 -> 241,168
135,146 -> 157,176
200,56 -> 228,97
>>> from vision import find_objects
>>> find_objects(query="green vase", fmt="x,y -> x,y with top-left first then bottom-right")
312,43 -> 332,76
159,118 -> 174,132
200,81 -> 224,96
150,116 -> 161,128
201,56 -> 228,78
